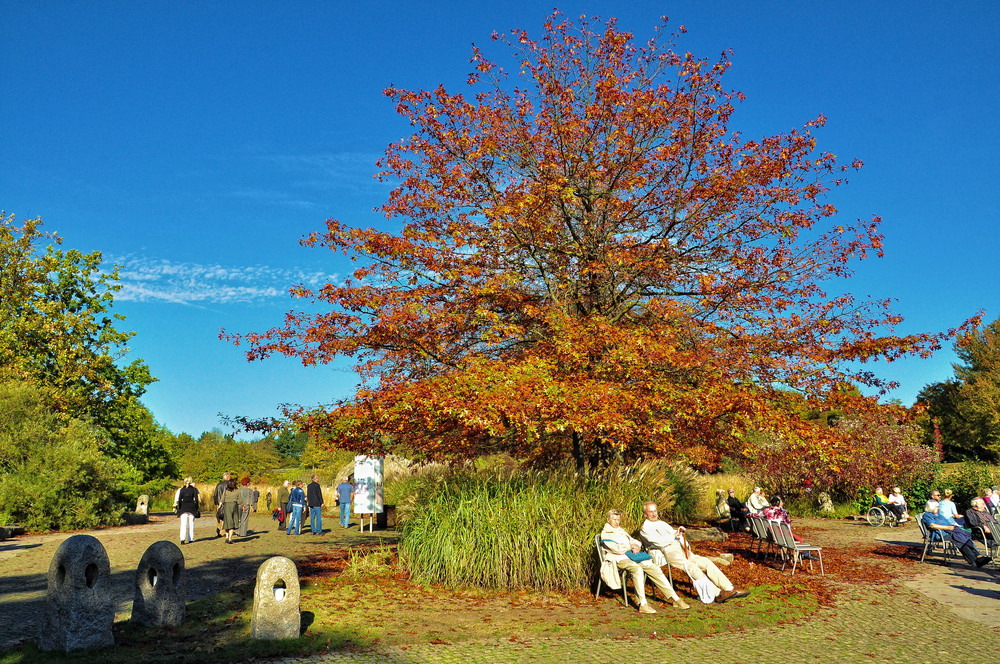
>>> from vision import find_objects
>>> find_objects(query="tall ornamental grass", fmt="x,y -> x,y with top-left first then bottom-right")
397,461 -> 703,589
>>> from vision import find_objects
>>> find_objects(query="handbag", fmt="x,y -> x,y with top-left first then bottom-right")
624,550 -> 652,563
216,505 -> 224,521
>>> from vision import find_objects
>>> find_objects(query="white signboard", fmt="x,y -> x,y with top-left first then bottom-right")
353,455 -> 384,514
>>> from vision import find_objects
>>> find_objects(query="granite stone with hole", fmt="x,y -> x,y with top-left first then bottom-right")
135,494 -> 149,515
39,534 -> 114,652
250,556 -> 300,639
131,540 -> 186,626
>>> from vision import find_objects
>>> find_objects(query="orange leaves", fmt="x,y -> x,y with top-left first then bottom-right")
229,13 -> 975,468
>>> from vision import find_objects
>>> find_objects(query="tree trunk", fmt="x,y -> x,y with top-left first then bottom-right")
572,431 -> 586,475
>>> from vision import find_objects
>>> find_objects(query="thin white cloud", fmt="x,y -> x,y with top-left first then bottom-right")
109,255 -> 338,306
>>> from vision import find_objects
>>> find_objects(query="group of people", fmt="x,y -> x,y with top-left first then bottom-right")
170,473 -> 358,545
599,502 -> 750,614
718,487 -> 804,540
915,486 -> 1000,568
872,486 -> 910,522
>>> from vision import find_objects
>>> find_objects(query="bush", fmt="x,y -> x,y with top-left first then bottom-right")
939,461 -> 998,510
396,460 -> 702,589
748,414 -> 938,504
0,382 -> 140,530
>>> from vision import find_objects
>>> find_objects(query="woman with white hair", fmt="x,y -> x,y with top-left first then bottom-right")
176,477 -> 200,545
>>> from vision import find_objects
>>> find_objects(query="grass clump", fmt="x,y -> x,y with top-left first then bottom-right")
397,460 -> 703,589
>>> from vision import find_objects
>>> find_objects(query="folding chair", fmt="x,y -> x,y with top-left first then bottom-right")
916,513 -> 958,565
594,533 -> 660,607
748,515 -> 775,560
775,521 -> 824,576
970,525 -> 1000,561
715,503 -> 736,532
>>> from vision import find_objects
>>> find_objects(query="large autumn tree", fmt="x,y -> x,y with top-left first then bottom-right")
229,15 -> 971,471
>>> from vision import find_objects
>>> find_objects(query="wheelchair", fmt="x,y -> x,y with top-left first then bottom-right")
866,501 -> 901,527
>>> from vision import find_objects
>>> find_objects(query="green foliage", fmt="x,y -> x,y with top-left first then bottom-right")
397,461 -> 701,589
916,317 -> 1000,462
0,212 -> 175,484
0,381 -> 139,530
940,461 -> 999,510
175,429 -> 284,481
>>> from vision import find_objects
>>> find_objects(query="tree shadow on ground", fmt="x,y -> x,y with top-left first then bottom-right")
2,548 -> 392,663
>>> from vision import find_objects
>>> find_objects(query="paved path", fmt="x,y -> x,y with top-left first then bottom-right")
4,515 -> 1000,663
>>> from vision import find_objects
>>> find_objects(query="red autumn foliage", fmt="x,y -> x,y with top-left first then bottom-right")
225,13 -> 974,470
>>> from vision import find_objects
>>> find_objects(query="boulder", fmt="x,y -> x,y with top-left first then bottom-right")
684,527 -> 727,543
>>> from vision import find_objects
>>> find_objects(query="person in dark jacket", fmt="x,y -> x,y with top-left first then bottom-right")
726,488 -> 751,531
307,474 -> 324,535
213,471 -> 231,538
966,497 -> 999,545
177,477 -> 200,545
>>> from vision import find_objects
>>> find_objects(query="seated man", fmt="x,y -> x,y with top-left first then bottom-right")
921,501 -> 990,568
965,498 -> 999,543
746,487 -> 770,513
600,509 -> 690,613
726,489 -> 751,532
639,501 -> 750,604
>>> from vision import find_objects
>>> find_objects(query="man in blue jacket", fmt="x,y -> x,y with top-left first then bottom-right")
922,501 -> 990,568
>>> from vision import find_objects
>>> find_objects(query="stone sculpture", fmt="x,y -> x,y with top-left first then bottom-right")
131,541 -> 186,626
250,556 -> 300,640
39,534 -> 114,652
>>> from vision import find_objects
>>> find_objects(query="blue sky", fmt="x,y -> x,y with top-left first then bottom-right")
3,2 -> 998,437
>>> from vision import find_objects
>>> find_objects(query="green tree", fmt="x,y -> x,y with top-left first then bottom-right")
915,379 -> 977,461
0,212 -> 174,483
271,428 -> 309,461
915,317 -> 1000,462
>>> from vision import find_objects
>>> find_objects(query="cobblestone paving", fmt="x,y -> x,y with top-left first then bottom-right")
3,514 -> 1000,662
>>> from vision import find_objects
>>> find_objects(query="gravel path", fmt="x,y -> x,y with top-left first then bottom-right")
0,511 -> 397,650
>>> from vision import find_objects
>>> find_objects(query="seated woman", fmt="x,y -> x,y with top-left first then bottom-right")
760,496 -> 804,544
876,487 -> 905,522
726,489 -> 751,531
887,487 -> 909,522
938,489 -> 964,527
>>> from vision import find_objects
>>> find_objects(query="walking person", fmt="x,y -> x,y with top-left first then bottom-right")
221,477 -> 240,544
276,480 -> 290,531
286,480 -> 307,536
213,471 -> 231,538
266,489 -> 273,512
307,474 -> 325,535
252,487 -> 260,513
237,477 -> 253,537
336,477 -> 355,528
176,477 -> 200,545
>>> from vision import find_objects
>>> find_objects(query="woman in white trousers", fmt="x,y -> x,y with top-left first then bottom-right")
176,477 -> 200,544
